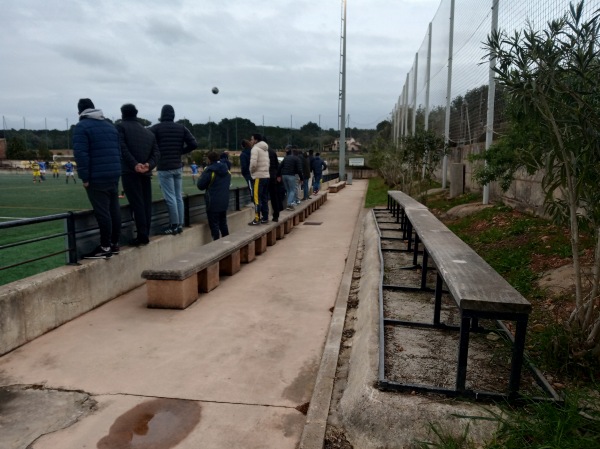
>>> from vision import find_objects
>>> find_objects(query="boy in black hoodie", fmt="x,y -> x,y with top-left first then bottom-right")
197,151 -> 231,240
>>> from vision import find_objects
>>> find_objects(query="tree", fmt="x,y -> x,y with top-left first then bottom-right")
369,122 -> 446,196
7,135 -> 31,160
478,1 -> 600,356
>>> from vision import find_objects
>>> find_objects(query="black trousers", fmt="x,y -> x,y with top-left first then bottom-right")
85,181 -> 121,248
207,210 -> 229,240
268,178 -> 283,220
252,178 -> 270,222
122,173 -> 152,241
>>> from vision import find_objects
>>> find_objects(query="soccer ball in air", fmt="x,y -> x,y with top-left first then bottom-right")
212,87 -> 219,94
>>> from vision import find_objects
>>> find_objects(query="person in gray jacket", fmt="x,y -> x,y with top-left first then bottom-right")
149,105 -> 198,235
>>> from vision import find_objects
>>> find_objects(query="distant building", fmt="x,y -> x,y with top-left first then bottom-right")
0,138 -> 6,159
324,137 -> 362,152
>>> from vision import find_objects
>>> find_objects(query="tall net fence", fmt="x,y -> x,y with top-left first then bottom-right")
392,0 -> 597,149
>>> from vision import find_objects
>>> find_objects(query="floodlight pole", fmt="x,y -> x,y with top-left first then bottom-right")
483,0 -> 499,205
339,0 -> 347,181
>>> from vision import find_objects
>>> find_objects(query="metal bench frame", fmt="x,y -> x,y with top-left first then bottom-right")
376,191 -> 558,401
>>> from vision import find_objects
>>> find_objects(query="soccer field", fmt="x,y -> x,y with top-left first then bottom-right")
0,170 -> 246,285
0,170 -> 245,221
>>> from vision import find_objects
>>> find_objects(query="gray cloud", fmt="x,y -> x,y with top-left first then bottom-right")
1,0 -> 439,130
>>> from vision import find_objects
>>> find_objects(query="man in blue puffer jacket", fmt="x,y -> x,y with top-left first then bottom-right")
73,98 -> 122,259
197,151 -> 231,240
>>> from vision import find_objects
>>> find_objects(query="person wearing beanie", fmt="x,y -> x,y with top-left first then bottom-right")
116,103 -> 160,246
72,98 -> 122,259
149,105 -> 198,235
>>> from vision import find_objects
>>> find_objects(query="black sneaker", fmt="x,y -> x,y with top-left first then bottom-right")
248,219 -> 261,226
272,217 -> 279,222
160,225 -> 178,235
176,225 -> 183,234
111,244 -> 120,255
129,238 -> 149,247
83,246 -> 112,259
260,219 -> 269,224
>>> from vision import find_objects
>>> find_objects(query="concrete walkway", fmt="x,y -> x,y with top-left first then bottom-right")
0,180 -> 367,449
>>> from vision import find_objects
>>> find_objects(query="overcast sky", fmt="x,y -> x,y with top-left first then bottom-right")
1,0 -> 440,131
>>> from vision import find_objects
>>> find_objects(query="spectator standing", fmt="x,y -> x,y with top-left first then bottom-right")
149,105 -> 198,235
277,147 -> 303,210
116,103 -> 160,246
301,151 -> 312,201
311,153 -> 327,194
267,146 -> 282,222
197,151 -> 231,240
73,98 -> 121,259
248,133 -> 270,225
240,139 -> 253,198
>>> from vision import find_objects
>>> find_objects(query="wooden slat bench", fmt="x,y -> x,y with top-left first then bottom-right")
142,192 -> 328,309
382,191 -> 532,397
328,180 -> 346,193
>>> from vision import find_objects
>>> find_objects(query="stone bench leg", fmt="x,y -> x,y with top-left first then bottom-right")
220,250 -> 241,276
284,219 -> 293,234
241,241 -> 256,263
267,228 -> 277,246
276,224 -> 285,240
147,277 -> 198,309
199,262 -> 220,293
293,214 -> 300,226
255,234 -> 267,255
299,210 -> 306,222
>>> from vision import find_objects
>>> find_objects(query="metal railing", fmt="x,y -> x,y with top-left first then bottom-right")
0,174 -> 339,282
0,187 -> 252,275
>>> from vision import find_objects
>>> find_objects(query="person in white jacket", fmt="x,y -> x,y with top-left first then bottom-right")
248,133 -> 271,225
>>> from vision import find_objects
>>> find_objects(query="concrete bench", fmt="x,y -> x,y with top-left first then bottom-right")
382,191 -> 532,397
141,192 -> 328,309
328,180 -> 346,193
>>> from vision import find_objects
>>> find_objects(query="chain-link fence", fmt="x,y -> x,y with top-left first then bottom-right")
392,0 -> 596,156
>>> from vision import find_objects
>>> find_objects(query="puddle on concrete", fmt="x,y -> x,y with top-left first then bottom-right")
97,398 -> 201,449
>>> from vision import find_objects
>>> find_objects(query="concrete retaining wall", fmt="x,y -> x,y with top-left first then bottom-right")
0,178 -> 336,356
437,143 -> 548,216
0,208 -> 254,356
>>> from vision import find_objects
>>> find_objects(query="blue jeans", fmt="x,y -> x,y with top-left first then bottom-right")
303,178 -> 310,199
283,175 -> 297,207
313,174 -> 322,192
158,169 -> 184,225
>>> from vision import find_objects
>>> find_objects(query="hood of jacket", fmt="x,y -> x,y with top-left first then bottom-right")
79,109 -> 105,121
159,104 -> 175,122
212,160 -> 230,176
255,141 -> 268,152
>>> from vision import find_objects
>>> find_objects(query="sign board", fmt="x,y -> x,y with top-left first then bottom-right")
348,157 -> 365,167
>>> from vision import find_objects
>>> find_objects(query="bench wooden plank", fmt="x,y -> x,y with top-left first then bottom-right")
388,190 -> 428,211
405,208 -> 531,315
